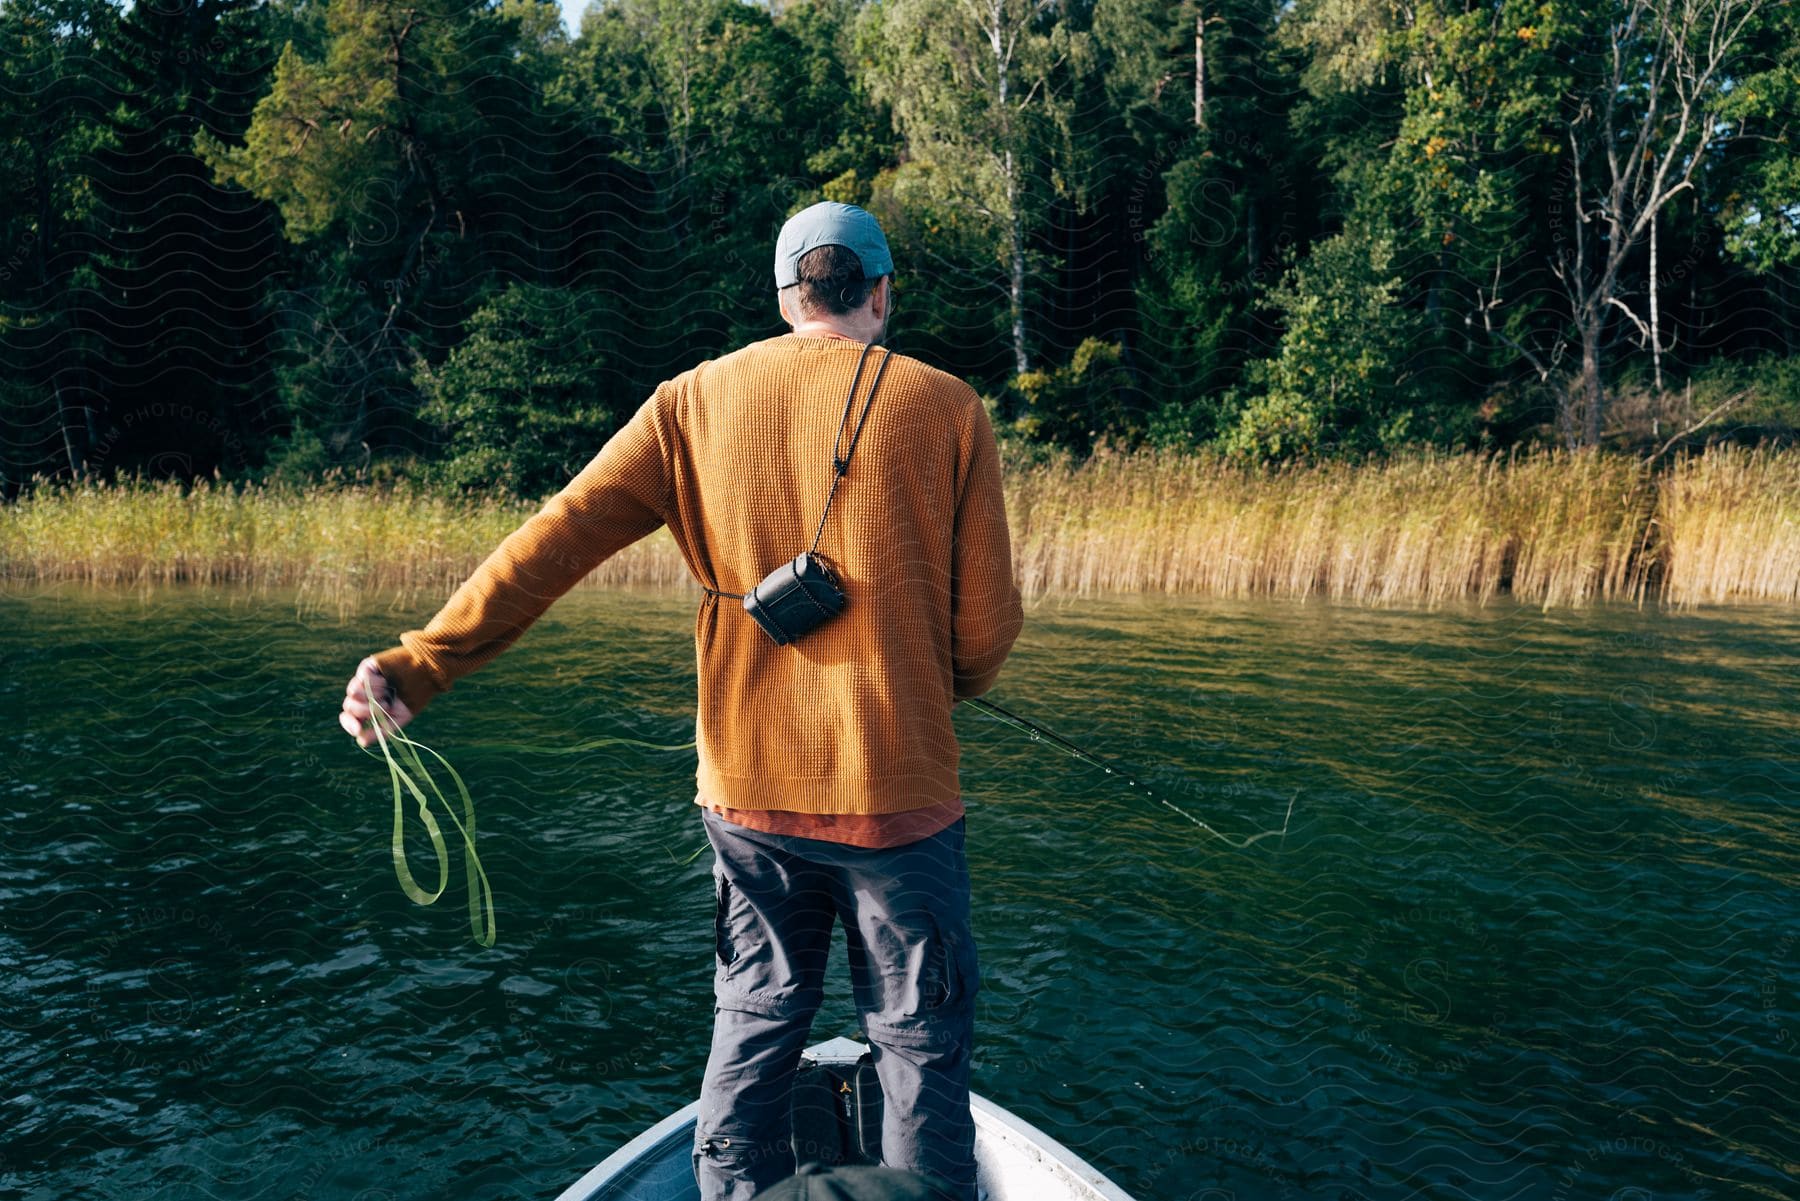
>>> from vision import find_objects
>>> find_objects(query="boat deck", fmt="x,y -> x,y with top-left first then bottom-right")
554,1036 -> 1136,1201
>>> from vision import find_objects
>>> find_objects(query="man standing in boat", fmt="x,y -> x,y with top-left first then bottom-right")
338,201 -> 1025,1201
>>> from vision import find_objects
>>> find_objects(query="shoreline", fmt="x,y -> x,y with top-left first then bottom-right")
4,444 -> 1795,610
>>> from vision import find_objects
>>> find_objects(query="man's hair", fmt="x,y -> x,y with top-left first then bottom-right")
784,243 -> 885,318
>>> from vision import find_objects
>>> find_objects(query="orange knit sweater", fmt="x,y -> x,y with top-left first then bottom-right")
372,333 -> 1025,828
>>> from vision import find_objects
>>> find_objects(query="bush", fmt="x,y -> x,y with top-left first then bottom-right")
413,283 -> 626,497
1688,352 -> 1800,435
999,337 -> 1141,455
1221,219 -> 1427,460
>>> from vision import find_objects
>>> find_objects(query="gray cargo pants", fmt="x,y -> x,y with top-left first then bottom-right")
691,807 -> 979,1201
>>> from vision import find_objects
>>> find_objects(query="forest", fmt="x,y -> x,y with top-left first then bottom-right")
0,0 -> 1795,500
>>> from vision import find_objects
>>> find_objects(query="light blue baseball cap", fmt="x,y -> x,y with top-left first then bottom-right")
774,201 -> 894,289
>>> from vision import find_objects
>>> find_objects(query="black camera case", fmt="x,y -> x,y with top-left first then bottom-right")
743,552 -> 848,646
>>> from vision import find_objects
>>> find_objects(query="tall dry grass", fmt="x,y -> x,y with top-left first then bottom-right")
0,445 -> 1792,608
1005,446 -> 1656,609
1658,444 -> 1800,606
0,474 -> 689,612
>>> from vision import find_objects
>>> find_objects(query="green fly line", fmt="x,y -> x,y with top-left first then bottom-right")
359,691 -> 498,947
358,692 -> 701,947
358,693 -> 1290,948
457,731 -> 707,867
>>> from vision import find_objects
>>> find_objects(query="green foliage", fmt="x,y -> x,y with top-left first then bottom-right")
1093,0 -> 1201,141
1224,217 -> 1426,460
0,0 -> 299,485
1135,150 -> 1253,444
194,0 -> 602,483
1712,2 -> 1800,271
567,0 -> 896,357
1684,352 -> 1800,434
1001,338 -> 1140,454
2,0 -> 1795,487
197,0 -> 507,248
857,0 -> 1095,378
414,284 -> 625,497
1115,1 -> 1314,452
861,159 -> 1010,359
786,0 -> 902,188
260,426 -> 336,489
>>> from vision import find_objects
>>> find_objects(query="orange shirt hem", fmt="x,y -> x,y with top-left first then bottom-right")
695,795 -> 964,850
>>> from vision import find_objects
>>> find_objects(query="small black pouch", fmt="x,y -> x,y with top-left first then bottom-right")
844,1052 -> 885,1163
789,1058 -> 849,1168
743,552 -> 848,646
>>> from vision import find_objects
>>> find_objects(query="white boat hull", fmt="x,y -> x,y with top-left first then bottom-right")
554,1037 -> 1136,1201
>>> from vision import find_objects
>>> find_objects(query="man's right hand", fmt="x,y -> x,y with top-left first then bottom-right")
340,656 -> 416,749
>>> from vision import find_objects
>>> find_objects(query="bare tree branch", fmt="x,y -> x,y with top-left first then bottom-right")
1607,294 -> 1653,345
1650,388 -> 1751,462
1477,254 -> 1563,381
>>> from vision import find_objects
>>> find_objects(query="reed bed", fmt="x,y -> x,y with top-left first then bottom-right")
1005,445 -> 1656,609
1658,444 -> 1800,606
0,474 -> 690,612
1,444 -> 1794,608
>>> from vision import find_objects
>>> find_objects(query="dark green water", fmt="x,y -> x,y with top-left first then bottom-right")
2,584 -> 1795,1201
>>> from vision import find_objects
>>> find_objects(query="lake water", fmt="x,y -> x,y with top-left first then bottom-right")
1,584 -> 1795,1200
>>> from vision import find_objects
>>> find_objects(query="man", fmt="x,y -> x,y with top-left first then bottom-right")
338,201 -> 1024,1201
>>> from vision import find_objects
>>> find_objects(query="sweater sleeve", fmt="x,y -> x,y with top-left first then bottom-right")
949,393 -> 1024,699
370,382 -> 676,717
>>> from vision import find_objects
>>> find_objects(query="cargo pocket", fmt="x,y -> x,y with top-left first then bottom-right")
693,1131 -> 786,1197
713,870 -> 737,966
918,919 -> 953,1012
941,922 -> 978,1011
875,913 -> 966,1018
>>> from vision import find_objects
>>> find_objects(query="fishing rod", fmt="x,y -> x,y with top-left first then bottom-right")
957,696 -> 1295,849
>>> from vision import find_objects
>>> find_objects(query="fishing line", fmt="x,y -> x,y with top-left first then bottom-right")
460,734 -> 697,756
958,696 -> 1296,849
455,731 -> 705,867
359,699 -> 706,947
361,691 -> 497,947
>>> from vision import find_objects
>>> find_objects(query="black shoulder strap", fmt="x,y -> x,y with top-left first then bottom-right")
806,339 -> 892,557
700,339 -> 893,600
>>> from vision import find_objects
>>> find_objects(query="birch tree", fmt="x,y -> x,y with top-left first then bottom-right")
860,0 -> 1092,379
1555,0 -> 1771,446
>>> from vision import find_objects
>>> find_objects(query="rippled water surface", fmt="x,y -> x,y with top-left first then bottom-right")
2,584 -> 1795,1200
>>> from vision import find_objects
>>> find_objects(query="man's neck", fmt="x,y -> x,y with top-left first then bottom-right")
788,323 -> 863,342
